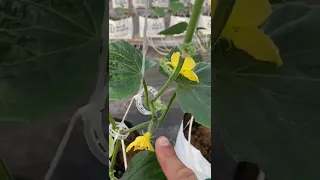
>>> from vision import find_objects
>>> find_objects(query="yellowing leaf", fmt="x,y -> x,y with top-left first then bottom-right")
225,27 -> 283,66
212,0 -> 271,27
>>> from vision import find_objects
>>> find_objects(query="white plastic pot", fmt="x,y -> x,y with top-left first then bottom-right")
109,17 -> 134,39
139,17 -> 166,38
174,120 -> 211,180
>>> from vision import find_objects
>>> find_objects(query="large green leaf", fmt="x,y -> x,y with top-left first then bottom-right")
212,4 -> 320,180
120,151 -> 166,180
176,62 -> 211,128
158,22 -> 188,35
0,0 -> 104,122
109,40 -> 155,100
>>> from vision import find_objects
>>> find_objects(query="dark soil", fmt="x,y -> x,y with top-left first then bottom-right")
182,113 -> 211,163
113,119 -> 141,179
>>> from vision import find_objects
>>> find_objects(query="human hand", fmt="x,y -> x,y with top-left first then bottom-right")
155,136 -> 197,180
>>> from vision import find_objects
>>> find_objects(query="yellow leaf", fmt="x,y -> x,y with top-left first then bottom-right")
211,0 -> 271,27
227,26 -> 283,66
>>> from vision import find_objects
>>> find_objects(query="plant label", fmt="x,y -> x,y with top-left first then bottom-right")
169,16 -> 190,36
112,0 -> 129,9
152,0 -> 169,8
139,17 -> 166,38
198,15 -> 211,35
109,17 -> 134,39
132,0 -> 146,8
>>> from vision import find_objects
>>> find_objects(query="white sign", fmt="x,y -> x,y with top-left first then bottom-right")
139,16 -> 166,38
152,0 -> 169,7
109,17 -> 133,39
112,0 -> 129,8
169,16 -> 190,36
198,15 -> 211,35
132,0 -> 146,8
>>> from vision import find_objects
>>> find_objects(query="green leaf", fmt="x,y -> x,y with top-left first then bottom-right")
109,135 -> 114,158
0,0 -> 104,122
109,40 -> 155,100
212,4 -> 320,180
169,0 -> 184,13
158,22 -> 188,35
175,62 -> 211,128
121,151 -> 166,180
154,7 -> 165,17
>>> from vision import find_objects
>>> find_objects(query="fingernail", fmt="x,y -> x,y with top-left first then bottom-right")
158,136 -> 170,147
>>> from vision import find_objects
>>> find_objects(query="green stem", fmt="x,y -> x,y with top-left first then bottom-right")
143,80 -> 157,119
151,0 -> 204,102
120,120 -> 151,134
109,139 -> 120,179
149,102 -> 157,120
184,0 -> 204,43
143,79 -> 149,108
109,112 -> 117,131
148,92 -> 177,134
150,73 -> 175,102
158,92 -> 176,123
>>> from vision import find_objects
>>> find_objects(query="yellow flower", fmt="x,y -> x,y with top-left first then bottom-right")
167,52 -> 199,83
212,0 -> 283,66
126,132 -> 154,152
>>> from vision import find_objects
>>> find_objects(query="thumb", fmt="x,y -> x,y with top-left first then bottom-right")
155,136 -> 197,180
